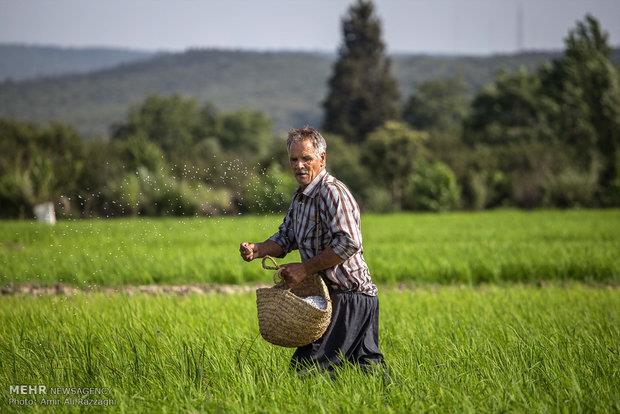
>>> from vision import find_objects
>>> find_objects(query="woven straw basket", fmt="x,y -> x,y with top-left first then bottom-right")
256,256 -> 332,347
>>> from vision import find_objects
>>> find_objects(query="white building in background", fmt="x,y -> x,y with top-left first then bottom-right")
33,202 -> 56,224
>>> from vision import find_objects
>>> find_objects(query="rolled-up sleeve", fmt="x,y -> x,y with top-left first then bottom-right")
268,202 -> 298,257
322,183 -> 361,260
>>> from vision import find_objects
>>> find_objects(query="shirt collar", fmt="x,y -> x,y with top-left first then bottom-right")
300,168 -> 327,198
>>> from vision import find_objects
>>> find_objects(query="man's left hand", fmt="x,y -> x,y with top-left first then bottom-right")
279,263 -> 309,288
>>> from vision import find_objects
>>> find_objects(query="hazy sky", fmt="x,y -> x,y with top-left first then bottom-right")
1,0 -> 619,54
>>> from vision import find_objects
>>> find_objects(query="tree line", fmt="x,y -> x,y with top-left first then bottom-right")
0,2 -> 618,218
321,2 -> 619,211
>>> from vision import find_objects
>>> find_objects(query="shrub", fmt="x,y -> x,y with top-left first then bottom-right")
0,169 -> 34,218
543,167 -> 598,208
240,163 -> 296,214
361,186 -> 395,213
403,161 -> 461,212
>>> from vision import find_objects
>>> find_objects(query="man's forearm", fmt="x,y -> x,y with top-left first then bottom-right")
302,247 -> 345,275
256,240 -> 285,258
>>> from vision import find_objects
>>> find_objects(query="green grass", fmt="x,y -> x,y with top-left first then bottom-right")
1,285 -> 618,412
1,210 -> 619,286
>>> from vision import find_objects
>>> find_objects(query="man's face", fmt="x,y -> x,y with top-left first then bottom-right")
288,139 -> 326,188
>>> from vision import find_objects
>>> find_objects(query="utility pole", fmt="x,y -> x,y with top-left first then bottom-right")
517,1 -> 524,52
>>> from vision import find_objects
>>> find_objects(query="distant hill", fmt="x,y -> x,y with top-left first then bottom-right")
0,46 -> 618,137
0,44 -> 157,81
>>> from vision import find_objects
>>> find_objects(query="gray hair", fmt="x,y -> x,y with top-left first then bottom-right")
286,126 -> 327,157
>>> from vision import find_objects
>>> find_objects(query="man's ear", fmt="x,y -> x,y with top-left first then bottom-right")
321,152 -> 326,167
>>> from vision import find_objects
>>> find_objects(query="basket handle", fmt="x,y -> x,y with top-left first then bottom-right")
262,256 -> 289,287
262,256 -> 280,270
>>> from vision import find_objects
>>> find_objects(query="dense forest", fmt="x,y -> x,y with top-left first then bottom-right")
0,8 -> 618,219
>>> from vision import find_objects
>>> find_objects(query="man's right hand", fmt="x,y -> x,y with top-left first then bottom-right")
239,242 -> 257,261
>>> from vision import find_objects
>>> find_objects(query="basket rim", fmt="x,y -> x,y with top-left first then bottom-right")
256,287 -> 331,313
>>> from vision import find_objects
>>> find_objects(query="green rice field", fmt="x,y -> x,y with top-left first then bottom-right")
1,209 -> 619,286
1,285 -> 618,413
1,210 -> 619,412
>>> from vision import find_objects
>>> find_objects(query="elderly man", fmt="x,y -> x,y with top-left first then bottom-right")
239,126 -> 384,374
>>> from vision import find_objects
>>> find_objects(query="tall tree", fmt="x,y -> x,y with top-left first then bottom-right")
111,94 -> 208,161
463,68 -> 556,148
540,15 -> 620,202
322,0 -> 400,144
361,121 -> 427,208
403,78 -> 469,134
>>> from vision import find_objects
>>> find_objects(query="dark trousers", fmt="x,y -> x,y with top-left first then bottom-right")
291,289 -> 385,372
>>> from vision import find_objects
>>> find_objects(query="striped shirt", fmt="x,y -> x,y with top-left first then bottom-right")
269,169 -> 378,296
